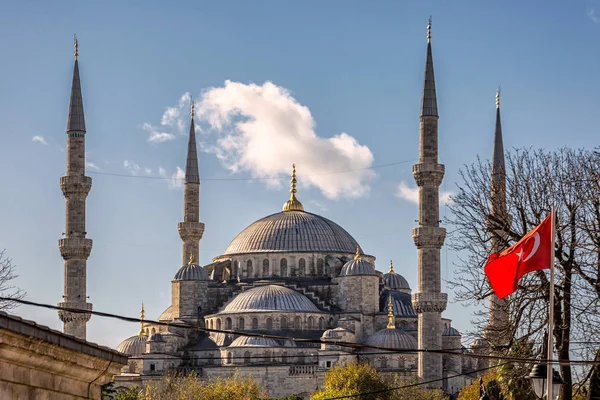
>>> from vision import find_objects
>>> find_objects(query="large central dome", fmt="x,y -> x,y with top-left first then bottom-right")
223,211 -> 361,255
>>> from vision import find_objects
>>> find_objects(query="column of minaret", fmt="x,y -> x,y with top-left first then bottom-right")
57,38 -> 93,340
411,19 -> 448,386
486,90 -> 510,351
178,99 -> 204,267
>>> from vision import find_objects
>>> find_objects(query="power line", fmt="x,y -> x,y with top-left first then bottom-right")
87,159 -> 416,182
6,297 -> 600,365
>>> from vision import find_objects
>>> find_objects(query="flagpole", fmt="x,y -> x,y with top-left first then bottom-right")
546,206 -> 556,400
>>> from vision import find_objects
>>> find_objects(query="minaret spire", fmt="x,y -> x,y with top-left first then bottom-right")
178,96 -> 205,267
411,18 -> 447,387
387,297 -> 395,329
58,38 -> 93,340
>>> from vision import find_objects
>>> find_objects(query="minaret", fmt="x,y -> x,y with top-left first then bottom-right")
177,99 -> 205,267
486,89 -> 510,349
57,37 -> 93,340
411,19 -> 447,386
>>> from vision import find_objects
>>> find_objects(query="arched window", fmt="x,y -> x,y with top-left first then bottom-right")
317,258 -> 324,275
252,318 -> 258,330
208,320 -> 213,329
266,318 -> 273,330
263,259 -> 269,276
128,361 -> 137,373
318,317 -> 324,330
238,317 -> 245,329
247,260 -> 253,278
380,358 -> 388,368
294,316 -> 301,329
151,327 -> 156,334
308,316 -> 314,329
329,317 -> 334,328
299,258 -> 306,277
244,351 -> 251,364
225,317 -> 232,330
227,352 -> 232,364
280,258 -> 287,277
216,319 -> 222,330
281,317 -> 288,329
232,261 -> 239,278
398,356 -> 406,368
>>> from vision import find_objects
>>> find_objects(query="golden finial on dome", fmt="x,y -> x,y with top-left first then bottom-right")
496,87 -> 500,109
427,17 -> 432,43
282,164 -> 304,212
74,35 -> 79,60
139,303 -> 147,336
387,297 -> 395,329
389,260 -> 394,273
189,252 -> 194,265
191,98 -> 195,119
354,247 -> 361,261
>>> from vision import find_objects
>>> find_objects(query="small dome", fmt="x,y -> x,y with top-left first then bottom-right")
116,335 -> 147,356
339,256 -> 376,277
443,327 -> 461,336
383,262 -> 410,290
148,332 -> 166,342
365,328 -> 417,350
158,305 -> 172,321
229,336 -> 280,347
220,285 -> 320,313
322,329 -> 342,339
174,263 -> 209,281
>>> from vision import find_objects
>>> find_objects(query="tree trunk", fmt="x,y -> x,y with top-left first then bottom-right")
588,348 -> 600,400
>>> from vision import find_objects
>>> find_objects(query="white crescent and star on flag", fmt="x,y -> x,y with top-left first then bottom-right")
516,232 -> 541,262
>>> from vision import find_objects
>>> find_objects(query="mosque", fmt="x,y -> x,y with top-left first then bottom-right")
56,21 -> 503,398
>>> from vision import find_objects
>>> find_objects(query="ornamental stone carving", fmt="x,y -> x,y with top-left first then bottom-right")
60,175 -> 92,198
57,301 -> 92,323
178,222 -> 205,241
411,292 -> 447,313
412,227 -> 446,248
58,238 -> 93,260
412,163 -> 445,187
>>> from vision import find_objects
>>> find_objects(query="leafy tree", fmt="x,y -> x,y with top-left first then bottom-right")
115,387 -> 143,400
311,361 -> 392,400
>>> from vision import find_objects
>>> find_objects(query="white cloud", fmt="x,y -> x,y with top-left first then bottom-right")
395,181 -> 452,205
195,80 -> 374,199
86,162 -> 101,171
32,136 -> 48,145
158,166 -> 185,190
124,160 -> 141,175
142,93 -> 191,143
144,168 -> 152,175
588,8 -> 600,23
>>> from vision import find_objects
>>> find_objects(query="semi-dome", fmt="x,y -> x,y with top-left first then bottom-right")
229,336 -> 280,348
383,261 -> 410,291
220,285 -> 320,313
223,211 -> 362,256
158,305 -> 173,321
116,334 -> 148,356
339,251 -> 376,276
173,263 -> 209,281
365,328 -> 417,350
443,327 -> 461,336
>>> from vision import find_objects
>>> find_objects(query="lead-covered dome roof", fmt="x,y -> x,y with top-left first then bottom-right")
173,263 -> 209,281
339,254 -> 376,277
223,211 -> 362,255
383,261 -> 410,291
116,334 -> 147,356
229,336 -> 280,347
220,285 -> 320,313
379,291 -> 417,318
365,328 -> 417,350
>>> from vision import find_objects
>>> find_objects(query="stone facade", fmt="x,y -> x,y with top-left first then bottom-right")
0,311 -> 126,400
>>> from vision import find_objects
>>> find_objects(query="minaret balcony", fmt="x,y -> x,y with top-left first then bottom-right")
412,163 -> 444,187
178,222 -> 205,242
57,301 -> 92,323
412,227 -> 446,248
60,175 -> 92,197
411,292 -> 447,313
58,237 -> 93,260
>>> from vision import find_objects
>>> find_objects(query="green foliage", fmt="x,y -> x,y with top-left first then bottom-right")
142,371 -> 265,400
115,387 -> 143,400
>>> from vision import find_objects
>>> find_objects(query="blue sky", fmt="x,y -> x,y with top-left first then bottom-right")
1,1 -> 599,348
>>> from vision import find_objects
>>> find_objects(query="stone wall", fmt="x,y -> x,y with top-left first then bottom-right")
0,312 -> 126,400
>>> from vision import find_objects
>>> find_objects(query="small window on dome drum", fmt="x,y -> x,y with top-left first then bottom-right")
252,318 -> 258,329
299,258 -> 306,277
238,318 -> 245,329
281,317 -> 288,329
317,258 -> 324,276
247,260 -> 253,278
262,259 -> 269,276
266,318 -> 273,330
280,258 -> 287,277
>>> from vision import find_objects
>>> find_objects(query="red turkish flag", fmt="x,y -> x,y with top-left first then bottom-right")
484,213 -> 553,299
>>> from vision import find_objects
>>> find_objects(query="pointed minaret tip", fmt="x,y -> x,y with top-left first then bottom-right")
139,303 -> 147,336
184,101 -> 200,185
420,17 -> 438,117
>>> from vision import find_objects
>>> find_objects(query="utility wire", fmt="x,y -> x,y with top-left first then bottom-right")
87,160 -> 416,182
5,297 -> 600,365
